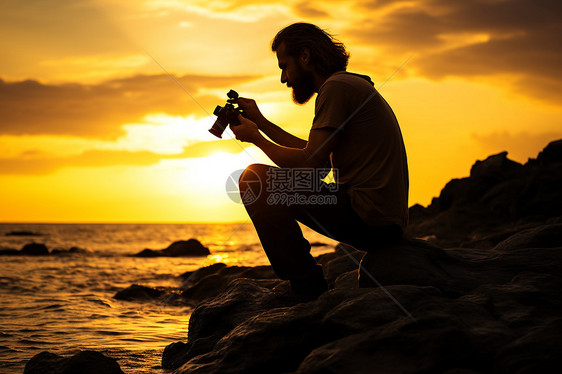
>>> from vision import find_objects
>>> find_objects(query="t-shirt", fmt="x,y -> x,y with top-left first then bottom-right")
311,71 -> 409,229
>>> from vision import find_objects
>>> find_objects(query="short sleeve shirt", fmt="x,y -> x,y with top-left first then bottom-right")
312,71 -> 409,228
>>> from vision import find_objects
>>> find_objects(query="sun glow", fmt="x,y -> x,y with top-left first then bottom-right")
185,151 -> 251,190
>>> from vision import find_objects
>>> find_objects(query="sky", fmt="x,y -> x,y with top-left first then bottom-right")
1,0 -> 561,223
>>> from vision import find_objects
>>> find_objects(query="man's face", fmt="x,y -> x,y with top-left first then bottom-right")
276,43 -> 316,105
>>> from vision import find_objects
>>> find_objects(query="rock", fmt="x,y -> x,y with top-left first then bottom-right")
133,248 -> 161,257
493,223 -> 562,251
163,234 -> 562,373
0,242 -> 51,256
180,262 -> 227,283
0,247 -> 20,255
179,264 -> 277,305
163,239 -> 210,256
21,242 -> 49,255
296,287 -> 514,374
333,270 -> 357,288
162,279 -> 288,369
536,139 -> 562,165
114,284 -> 168,301
134,238 -> 210,257
469,151 -> 522,179
5,230 -> 42,236
51,246 -> 90,255
115,262 -> 278,306
495,318 -> 562,373
24,350 -> 124,374
406,140 -> 562,248
320,243 -> 363,288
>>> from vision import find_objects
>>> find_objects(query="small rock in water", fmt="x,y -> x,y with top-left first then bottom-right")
163,239 -> 210,257
0,247 -> 20,256
134,238 -> 210,257
21,242 -> 49,256
24,350 -> 124,374
51,246 -> 90,255
113,284 -> 167,301
5,230 -> 43,236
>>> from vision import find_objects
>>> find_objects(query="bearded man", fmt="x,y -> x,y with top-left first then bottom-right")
230,22 -> 409,298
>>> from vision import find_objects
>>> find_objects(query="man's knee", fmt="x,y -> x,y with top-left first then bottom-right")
238,164 -> 272,206
239,163 -> 270,185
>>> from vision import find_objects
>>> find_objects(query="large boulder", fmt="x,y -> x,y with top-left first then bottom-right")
24,350 -> 124,374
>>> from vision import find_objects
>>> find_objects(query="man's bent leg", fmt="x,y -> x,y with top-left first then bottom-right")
239,164 -> 328,295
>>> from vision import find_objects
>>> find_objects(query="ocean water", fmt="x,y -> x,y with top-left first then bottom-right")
0,223 -> 337,373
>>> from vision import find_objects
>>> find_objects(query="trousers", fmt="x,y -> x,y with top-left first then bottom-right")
239,164 -> 403,282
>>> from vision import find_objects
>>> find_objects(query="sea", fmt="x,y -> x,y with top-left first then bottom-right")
0,222 -> 337,373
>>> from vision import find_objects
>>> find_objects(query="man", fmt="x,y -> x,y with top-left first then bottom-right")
230,22 -> 409,298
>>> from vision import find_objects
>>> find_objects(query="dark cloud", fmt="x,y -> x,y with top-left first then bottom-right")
350,0 -> 562,101
354,9 -> 444,52
0,74 -> 259,138
0,139 -> 250,175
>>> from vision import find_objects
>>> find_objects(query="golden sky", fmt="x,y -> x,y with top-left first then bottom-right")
1,0 -> 561,223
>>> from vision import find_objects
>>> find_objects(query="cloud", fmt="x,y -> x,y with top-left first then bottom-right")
0,139 -> 251,175
348,0 -> 562,101
0,74 -> 259,138
142,0 -> 290,22
293,2 -> 330,18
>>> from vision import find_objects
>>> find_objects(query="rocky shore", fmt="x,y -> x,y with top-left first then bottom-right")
25,140 -> 562,373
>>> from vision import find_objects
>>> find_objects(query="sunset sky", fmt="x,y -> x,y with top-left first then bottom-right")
1,0 -> 561,223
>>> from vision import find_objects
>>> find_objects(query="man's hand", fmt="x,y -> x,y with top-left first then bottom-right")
230,115 -> 262,144
228,97 -> 265,126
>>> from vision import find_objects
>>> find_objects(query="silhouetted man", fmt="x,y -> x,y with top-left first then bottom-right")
230,23 -> 409,298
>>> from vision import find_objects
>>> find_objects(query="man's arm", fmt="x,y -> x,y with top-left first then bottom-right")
255,117 -> 307,149
230,96 -> 307,149
230,115 -> 339,168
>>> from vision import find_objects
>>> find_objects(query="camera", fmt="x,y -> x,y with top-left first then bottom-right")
209,89 -> 243,138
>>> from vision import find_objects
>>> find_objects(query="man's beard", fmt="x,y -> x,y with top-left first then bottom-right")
290,66 -> 316,105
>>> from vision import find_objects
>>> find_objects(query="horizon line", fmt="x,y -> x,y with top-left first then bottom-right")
0,220 -> 251,225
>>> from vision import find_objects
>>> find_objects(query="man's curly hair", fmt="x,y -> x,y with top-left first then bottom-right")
272,23 -> 349,78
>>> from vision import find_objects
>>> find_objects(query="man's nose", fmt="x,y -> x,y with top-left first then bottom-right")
280,71 -> 287,84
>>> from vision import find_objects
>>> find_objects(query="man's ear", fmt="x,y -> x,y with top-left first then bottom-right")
300,47 -> 311,65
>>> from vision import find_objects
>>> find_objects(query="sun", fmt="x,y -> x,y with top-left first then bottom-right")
165,150 -> 263,206
195,151 -> 250,187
